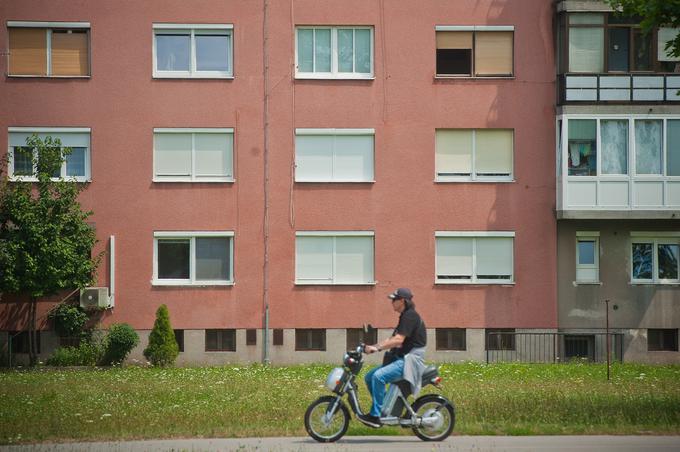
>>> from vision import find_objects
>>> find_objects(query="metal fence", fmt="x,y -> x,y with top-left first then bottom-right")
486,332 -> 624,364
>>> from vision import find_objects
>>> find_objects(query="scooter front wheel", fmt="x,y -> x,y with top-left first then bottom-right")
304,395 -> 350,443
411,394 -> 455,441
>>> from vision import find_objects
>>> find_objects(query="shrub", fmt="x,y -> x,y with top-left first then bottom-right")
46,340 -> 104,366
101,323 -> 139,365
143,304 -> 179,366
48,303 -> 88,338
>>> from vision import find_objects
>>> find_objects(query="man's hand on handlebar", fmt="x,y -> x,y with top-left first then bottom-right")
364,345 -> 379,354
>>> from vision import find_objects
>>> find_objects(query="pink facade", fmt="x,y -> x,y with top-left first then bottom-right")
1,0 -> 557,360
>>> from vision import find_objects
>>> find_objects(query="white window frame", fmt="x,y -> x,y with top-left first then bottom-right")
435,231 -> 515,285
152,24 -> 234,79
630,232 -> 680,285
295,26 -> 374,79
435,129 -> 514,182
153,231 -> 234,286
153,128 -> 234,183
7,21 -> 91,78
294,128 -> 375,182
434,25 -> 515,78
295,231 -> 375,285
7,127 -> 91,182
575,231 -> 600,284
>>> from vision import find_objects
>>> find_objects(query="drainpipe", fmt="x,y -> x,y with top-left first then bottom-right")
262,0 -> 271,365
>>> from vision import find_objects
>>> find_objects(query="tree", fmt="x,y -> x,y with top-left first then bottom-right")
607,1 -> 680,59
0,135 -> 99,365
143,304 -> 179,366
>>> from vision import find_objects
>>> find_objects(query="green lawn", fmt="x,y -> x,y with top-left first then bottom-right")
1,362 -> 679,444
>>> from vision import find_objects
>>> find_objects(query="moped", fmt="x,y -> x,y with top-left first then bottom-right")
304,343 -> 455,442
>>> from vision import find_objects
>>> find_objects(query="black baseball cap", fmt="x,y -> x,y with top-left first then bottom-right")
388,288 -> 413,300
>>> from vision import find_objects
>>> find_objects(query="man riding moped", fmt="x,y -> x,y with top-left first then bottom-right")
360,287 -> 427,427
303,287 -> 454,443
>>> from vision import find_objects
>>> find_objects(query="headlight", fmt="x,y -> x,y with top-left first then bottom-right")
325,367 -> 346,392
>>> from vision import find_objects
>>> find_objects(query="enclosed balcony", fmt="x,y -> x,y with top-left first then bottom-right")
556,116 -> 680,218
557,10 -> 680,105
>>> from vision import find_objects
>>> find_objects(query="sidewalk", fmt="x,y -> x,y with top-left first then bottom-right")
1,436 -> 680,452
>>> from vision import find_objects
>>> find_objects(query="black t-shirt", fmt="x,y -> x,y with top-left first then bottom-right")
393,307 -> 427,356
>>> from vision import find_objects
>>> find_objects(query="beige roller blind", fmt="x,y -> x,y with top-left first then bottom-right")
436,129 -> 472,175
9,28 -> 47,75
475,129 -> 513,175
474,31 -> 513,75
51,30 -> 89,76
436,31 -> 472,49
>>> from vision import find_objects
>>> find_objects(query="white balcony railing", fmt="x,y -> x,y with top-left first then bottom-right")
561,73 -> 680,103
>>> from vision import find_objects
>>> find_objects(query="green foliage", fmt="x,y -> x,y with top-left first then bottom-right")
45,341 -> 104,367
0,134 -> 99,298
101,324 -> 139,365
48,303 -> 89,338
607,0 -> 680,58
143,305 -> 179,367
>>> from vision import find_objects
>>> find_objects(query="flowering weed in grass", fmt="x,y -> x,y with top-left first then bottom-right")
1,362 -> 680,444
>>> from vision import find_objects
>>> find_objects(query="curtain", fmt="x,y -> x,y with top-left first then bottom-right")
601,120 -> 628,174
635,120 -> 662,175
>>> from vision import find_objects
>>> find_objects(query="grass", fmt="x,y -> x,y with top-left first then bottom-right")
1,362 -> 680,444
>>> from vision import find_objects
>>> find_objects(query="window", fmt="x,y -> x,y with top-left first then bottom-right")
566,13 -> 677,73
435,26 -> 514,77
346,326 -> 377,350
8,331 -> 40,354
485,328 -> 515,351
246,329 -> 257,346
295,26 -> 373,79
436,328 -> 466,351
273,329 -> 284,346
174,329 -> 184,352
576,232 -> 600,283
296,232 -> 374,285
8,22 -> 90,76
564,335 -> 595,360
648,329 -> 678,351
153,129 -> 234,182
435,129 -> 513,181
153,24 -> 233,78
631,233 -> 680,284
8,128 -> 91,181
563,117 -> 680,177
153,232 -> 233,285
205,329 -> 235,351
295,129 -> 374,182
435,232 -> 514,284
568,119 -> 597,176
295,329 -> 326,351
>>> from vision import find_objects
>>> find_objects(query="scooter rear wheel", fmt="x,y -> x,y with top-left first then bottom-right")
411,394 -> 455,441
304,395 -> 350,443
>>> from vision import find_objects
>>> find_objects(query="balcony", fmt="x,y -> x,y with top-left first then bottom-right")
556,116 -> 680,219
560,73 -> 680,104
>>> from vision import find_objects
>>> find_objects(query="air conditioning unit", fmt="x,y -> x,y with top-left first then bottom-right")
80,287 -> 110,309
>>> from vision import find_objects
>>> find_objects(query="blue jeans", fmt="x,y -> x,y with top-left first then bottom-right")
364,358 -> 405,417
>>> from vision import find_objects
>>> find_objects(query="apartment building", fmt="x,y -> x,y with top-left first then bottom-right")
2,0 -> 644,366
555,0 -> 680,363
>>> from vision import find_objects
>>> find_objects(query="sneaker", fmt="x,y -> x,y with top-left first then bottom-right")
357,414 -> 382,428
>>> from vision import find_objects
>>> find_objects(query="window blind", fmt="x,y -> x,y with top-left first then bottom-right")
9,28 -> 47,75
435,130 -> 472,175
475,130 -> 513,175
51,30 -> 88,76
474,31 -> 513,75
155,133 -> 192,176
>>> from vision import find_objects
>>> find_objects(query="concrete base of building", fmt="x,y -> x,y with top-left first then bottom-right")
3,327 -> 679,366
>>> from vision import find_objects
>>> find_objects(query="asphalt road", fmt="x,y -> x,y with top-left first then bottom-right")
2,436 -> 680,452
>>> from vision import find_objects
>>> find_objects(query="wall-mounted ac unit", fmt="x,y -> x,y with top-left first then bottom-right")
80,287 -> 110,309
